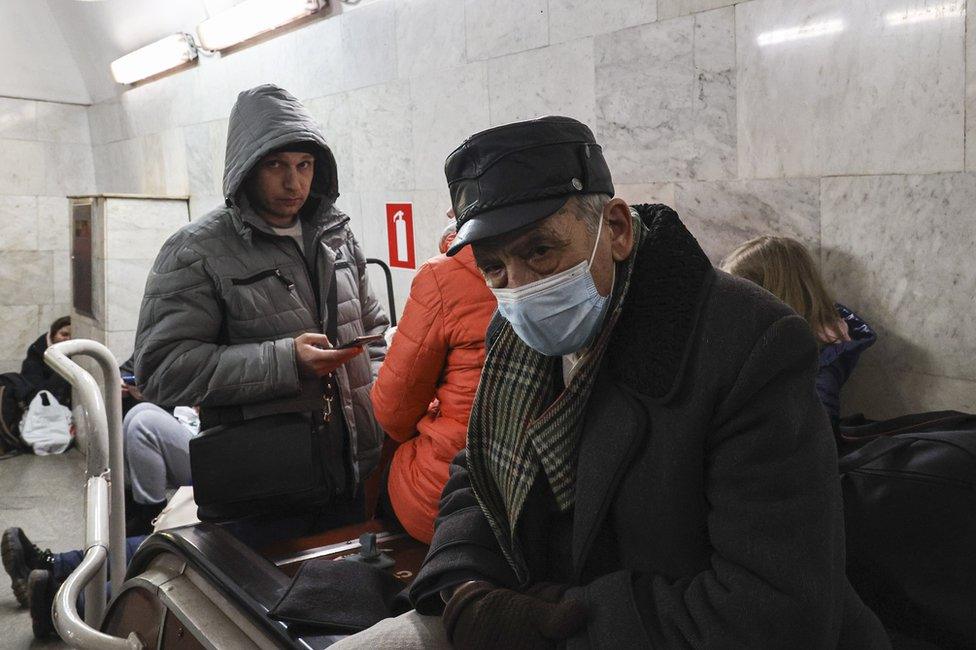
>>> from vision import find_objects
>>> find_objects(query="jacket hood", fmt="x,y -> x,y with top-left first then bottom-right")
223,84 -> 339,205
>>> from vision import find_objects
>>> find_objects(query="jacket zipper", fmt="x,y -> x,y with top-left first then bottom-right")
231,268 -> 296,289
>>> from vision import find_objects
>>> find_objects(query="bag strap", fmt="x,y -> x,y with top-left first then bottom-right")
325,267 -> 338,344
839,410 -> 975,441
839,430 -> 976,474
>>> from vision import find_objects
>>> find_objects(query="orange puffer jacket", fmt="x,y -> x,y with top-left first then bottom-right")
371,247 -> 495,543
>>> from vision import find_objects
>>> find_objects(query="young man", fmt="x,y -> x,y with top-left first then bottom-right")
334,116 -> 889,648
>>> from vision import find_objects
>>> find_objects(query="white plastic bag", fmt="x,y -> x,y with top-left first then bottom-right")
152,486 -> 200,532
20,390 -> 73,455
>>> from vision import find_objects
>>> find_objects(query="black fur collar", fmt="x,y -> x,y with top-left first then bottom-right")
607,204 -> 714,404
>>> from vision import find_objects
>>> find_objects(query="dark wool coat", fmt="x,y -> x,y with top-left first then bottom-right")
409,205 -> 890,649
21,334 -> 71,407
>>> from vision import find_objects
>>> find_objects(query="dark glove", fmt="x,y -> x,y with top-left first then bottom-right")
443,581 -> 586,650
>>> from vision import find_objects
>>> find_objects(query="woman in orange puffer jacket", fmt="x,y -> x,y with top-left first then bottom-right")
371,233 -> 496,543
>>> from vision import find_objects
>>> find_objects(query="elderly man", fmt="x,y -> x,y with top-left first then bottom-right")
134,84 -> 388,527
335,116 -> 888,649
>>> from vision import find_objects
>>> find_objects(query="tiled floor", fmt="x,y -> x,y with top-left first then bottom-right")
0,450 -> 86,648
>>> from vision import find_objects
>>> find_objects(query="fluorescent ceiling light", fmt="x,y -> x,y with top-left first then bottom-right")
197,0 -> 326,51
757,19 -> 845,46
885,1 -> 964,26
110,33 -> 197,85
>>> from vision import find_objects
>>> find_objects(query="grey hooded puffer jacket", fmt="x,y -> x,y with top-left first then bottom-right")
134,84 -> 389,483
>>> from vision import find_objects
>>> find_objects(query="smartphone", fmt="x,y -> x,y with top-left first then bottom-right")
336,334 -> 385,350
120,373 -> 137,385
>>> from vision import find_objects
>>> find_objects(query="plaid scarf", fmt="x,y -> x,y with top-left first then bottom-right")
466,218 -> 647,578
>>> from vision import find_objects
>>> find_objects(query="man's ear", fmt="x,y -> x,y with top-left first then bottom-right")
605,198 -> 634,262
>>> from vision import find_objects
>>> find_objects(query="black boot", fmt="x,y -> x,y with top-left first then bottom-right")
28,569 -> 56,638
1,528 -> 53,608
125,500 -> 166,537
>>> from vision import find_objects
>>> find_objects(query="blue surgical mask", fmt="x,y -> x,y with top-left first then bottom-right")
491,218 -> 612,357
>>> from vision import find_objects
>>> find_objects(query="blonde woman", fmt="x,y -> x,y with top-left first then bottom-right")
721,236 -> 876,431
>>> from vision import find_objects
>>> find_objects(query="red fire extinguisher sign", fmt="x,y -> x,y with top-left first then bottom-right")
386,203 -> 415,269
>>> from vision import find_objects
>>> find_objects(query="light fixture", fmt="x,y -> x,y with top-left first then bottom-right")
757,19 -> 845,47
196,0 -> 327,51
110,33 -> 198,84
885,1 -> 964,26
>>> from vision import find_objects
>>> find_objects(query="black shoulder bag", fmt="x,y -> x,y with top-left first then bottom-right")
190,276 -> 341,522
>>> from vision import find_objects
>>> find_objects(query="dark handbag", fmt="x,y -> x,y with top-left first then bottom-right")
840,419 -> 976,648
190,412 -> 335,521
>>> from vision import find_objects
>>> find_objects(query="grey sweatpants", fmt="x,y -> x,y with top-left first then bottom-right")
328,610 -> 450,649
123,403 -> 193,505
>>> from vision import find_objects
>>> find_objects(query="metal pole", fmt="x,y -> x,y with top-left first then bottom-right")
366,257 -> 397,326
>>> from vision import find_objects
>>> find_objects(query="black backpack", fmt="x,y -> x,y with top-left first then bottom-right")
0,372 -> 36,452
839,412 -> 976,648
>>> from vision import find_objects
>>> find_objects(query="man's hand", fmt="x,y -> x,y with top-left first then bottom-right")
443,581 -> 585,650
295,333 -> 363,377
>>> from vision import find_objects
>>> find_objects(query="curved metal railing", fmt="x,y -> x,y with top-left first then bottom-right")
44,340 -> 140,649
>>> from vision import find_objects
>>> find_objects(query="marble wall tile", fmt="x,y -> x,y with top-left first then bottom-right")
35,103 -> 90,144
104,258 -> 156,332
92,140 -> 146,194
118,71 -> 189,140
672,178 -> 821,263
822,172 -> 976,383
43,143 -> 96,197
0,252 -> 53,305
0,306 -> 40,359
185,63 -> 239,126
658,0 -> 741,20
103,199 -> 190,262
87,101 -> 126,146
488,39 -> 596,127
549,0 -> 656,43
411,63 -> 490,190
345,82 -> 414,191
39,303 -> 71,334
967,0 -> 976,170
614,183 -> 676,207
594,7 -> 736,183
53,253 -> 71,305
842,365 -> 976,418
184,120 -> 228,198
465,0 -> 549,62
37,197 -> 70,251
189,194 -> 224,221
105,330 -> 136,366
305,93 -> 357,193
142,130 -> 190,196
341,0 -> 397,91
0,98 -> 36,140
396,0 -> 466,80
278,13 -> 345,101
737,0 -> 965,179
0,139 -> 44,195
0,196 -> 39,251
334,191 -> 365,245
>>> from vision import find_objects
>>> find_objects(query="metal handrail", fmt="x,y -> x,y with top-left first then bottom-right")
44,340 -> 133,647
366,258 -> 398,326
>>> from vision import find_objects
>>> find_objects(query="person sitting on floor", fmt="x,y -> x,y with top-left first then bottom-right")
20,316 -> 72,407
720,235 -> 877,433
371,213 -> 496,543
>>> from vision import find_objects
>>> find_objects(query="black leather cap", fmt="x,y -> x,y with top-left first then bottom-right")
444,116 -> 614,256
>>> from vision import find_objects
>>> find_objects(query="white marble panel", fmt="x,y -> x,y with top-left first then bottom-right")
595,7 -> 736,183
822,172 -> 976,382
105,330 -> 136,366
306,93 -> 357,193
658,0 -> 741,20
39,303 -> 71,335
0,98 -> 36,140
37,197 -> 70,251
275,13 -> 344,101
104,199 -> 189,261
967,0 -> 976,170
488,39 -> 596,127
0,251 -> 53,305
737,0 -> 965,178
189,194 -> 224,221
0,306 -> 40,359
142,130 -> 190,196
184,63 -> 239,126
35,103 -> 90,144
335,191 -> 365,245
93,140 -> 146,195
118,71 -> 190,140
104,258 -> 155,332
0,139 -> 44,195
44,143 -> 96,197
0,196 -> 38,251
411,63 -> 490,190
465,0 -> 549,61
842,365 -> 976,419
87,101 -> 126,145
396,0 -> 466,80
614,183 -> 676,207
184,120 -> 229,198
53,253 -> 71,305
345,82 -> 414,191
341,0 -> 397,91
549,0 -> 656,43
672,178 -> 821,264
